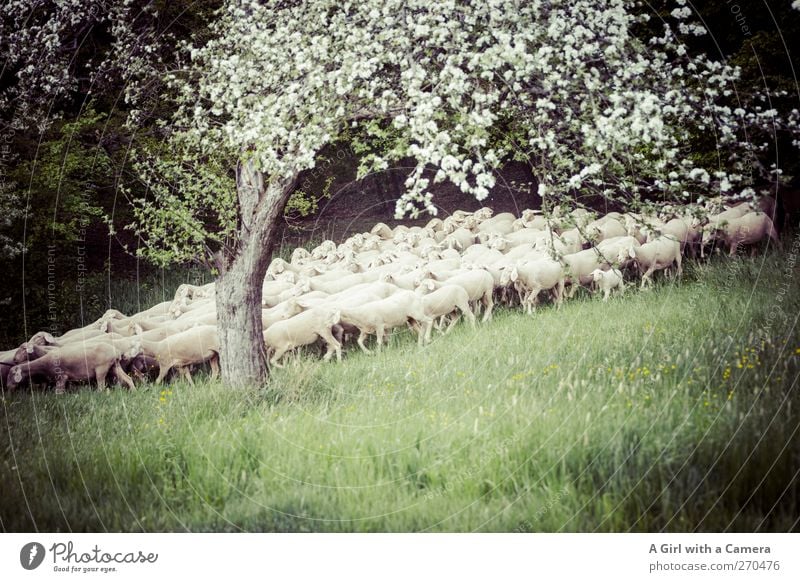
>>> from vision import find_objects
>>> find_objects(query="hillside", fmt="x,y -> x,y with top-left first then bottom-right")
2,254 -> 798,532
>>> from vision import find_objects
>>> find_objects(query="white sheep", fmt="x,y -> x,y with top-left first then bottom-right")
560,248 -> 608,298
263,307 -> 342,367
136,325 -> 220,385
414,282 -> 476,340
627,235 -> 682,288
702,212 -> 780,256
419,268 -> 495,322
502,258 -> 565,313
6,341 -> 136,393
339,290 -> 432,353
590,268 -> 625,301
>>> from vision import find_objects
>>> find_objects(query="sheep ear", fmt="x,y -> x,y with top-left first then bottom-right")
42,332 -> 56,344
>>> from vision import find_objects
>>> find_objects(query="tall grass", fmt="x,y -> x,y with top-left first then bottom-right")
1,253 -> 798,532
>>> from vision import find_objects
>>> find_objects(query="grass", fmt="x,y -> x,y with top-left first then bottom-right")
1,252 -> 799,532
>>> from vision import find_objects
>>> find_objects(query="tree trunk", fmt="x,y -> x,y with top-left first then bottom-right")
215,160 -> 299,387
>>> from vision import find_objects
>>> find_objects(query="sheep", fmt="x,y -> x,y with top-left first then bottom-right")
421,268 -> 495,322
595,235 -> 641,265
263,307 -> 343,367
560,248 -> 608,298
442,227 -> 476,251
371,222 -> 394,240
627,235 -> 682,288
587,218 -> 627,243
501,258 -> 565,313
511,214 -> 548,231
6,341 -> 136,393
476,213 -> 516,235
702,212 -> 780,257
703,202 -> 753,235
534,231 -> 580,256
26,327 -> 107,348
262,280 -> 311,308
555,228 -> 587,252
590,268 -> 625,301
262,298 -> 304,329
380,270 -> 423,291
135,325 -> 220,385
414,283 -> 476,340
644,217 -> 699,256
339,291 -> 432,353
504,228 -> 549,248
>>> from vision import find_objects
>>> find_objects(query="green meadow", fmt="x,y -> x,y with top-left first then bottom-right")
2,253 -> 798,532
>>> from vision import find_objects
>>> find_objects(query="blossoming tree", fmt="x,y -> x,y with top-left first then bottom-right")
128,0 -> 797,386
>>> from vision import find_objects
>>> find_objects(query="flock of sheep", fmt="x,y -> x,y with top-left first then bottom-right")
0,198 -> 780,394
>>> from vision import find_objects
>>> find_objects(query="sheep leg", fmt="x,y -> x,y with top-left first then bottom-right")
460,300 -> 477,327
435,316 -> 446,332
527,287 -> 541,314
553,279 -> 565,308
54,374 -> 68,395
603,288 -> 610,302
640,267 -> 655,289
481,291 -> 494,323
418,319 -> 431,346
567,281 -> 579,299
318,328 -> 342,362
155,362 -> 172,385
95,364 -> 111,392
269,348 -> 287,368
443,313 -> 461,334
209,354 -> 220,379
356,329 -> 373,354
675,254 -> 683,279
375,325 -> 385,353
114,361 -> 136,391
179,366 -> 195,386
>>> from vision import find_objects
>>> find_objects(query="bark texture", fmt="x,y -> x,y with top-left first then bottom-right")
215,160 -> 298,387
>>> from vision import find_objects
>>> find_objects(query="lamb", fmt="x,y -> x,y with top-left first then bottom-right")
263,307 -> 343,367
501,258 -> 565,313
135,325 -> 220,385
590,268 -> 625,301
339,291 -> 432,353
414,282 -> 476,339
5,341 -> 136,393
627,235 -> 682,288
